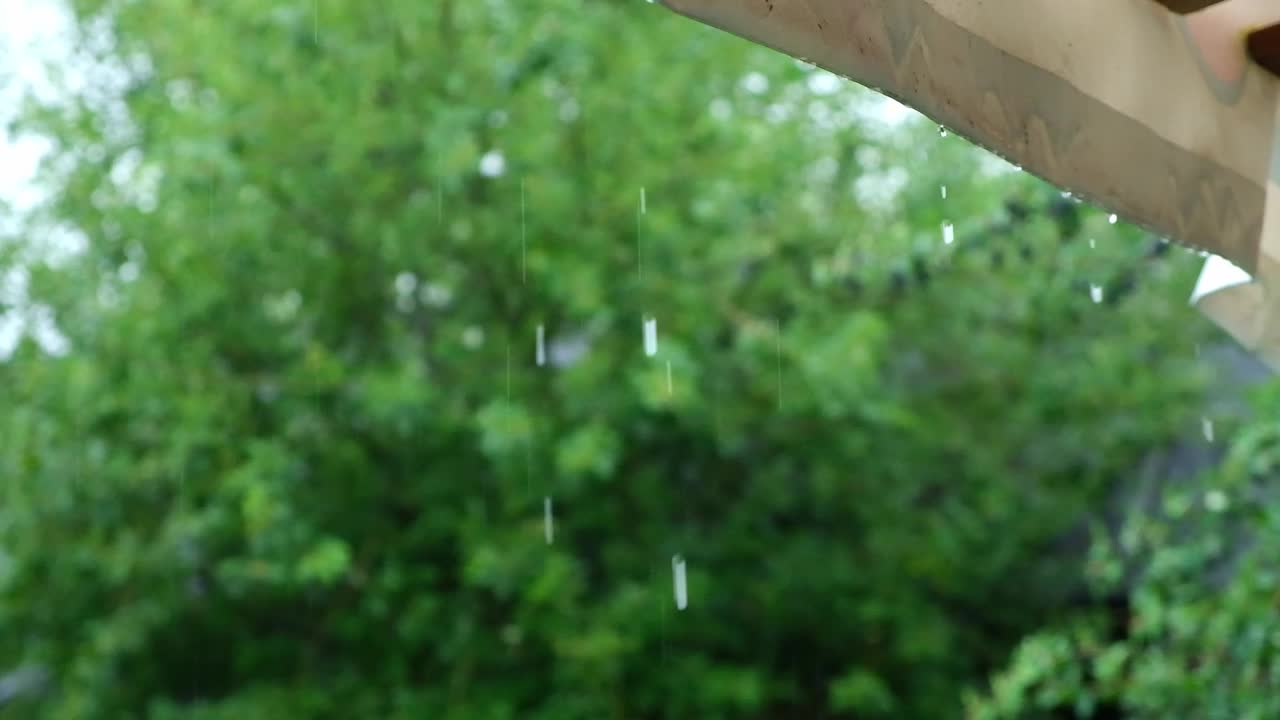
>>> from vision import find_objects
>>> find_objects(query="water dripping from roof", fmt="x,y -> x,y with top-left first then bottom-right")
643,316 -> 658,357
520,179 -> 527,284
671,554 -> 688,610
775,318 -> 783,411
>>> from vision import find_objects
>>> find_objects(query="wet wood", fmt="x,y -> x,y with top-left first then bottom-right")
1247,23 -> 1280,78
1153,0 -> 1226,13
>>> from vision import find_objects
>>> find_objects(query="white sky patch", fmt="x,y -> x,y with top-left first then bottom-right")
1190,254 -> 1253,305
1,0 -> 88,357
478,150 -> 506,178
1,0 -> 74,218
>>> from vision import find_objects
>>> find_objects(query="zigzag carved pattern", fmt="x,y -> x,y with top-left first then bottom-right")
674,0 -> 1267,271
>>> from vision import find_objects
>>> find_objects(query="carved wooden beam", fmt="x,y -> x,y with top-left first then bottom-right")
659,0 -> 1280,368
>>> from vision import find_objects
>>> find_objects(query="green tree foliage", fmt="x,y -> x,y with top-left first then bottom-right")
970,386 -> 1280,720
0,0 -> 1217,718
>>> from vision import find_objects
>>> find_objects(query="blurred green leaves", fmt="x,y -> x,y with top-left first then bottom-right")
0,0 -> 1228,718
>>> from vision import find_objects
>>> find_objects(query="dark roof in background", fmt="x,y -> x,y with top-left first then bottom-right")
1156,0 -> 1280,76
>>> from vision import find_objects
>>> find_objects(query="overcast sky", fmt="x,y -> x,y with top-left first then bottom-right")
0,0 -> 75,353
2,0 -> 77,222
2,0 -> 73,216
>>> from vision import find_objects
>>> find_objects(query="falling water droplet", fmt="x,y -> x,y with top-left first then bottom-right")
942,221 -> 955,245
640,186 -> 647,215
666,360 -> 673,395
520,179 -> 527,284
543,496 -> 554,544
1089,238 -> 1096,249
775,318 -> 783,411
1108,213 -> 1118,225
940,185 -> 948,200
535,324 -> 546,366
939,125 -> 948,137
643,316 -> 658,357
1202,417 -> 1215,443
671,554 -> 688,610
1089,284 -> 1104,304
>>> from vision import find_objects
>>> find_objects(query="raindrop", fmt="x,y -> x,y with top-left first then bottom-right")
775,318 -> 783,410
671,554 -> 688,610
1089,238 -> 1096,249
666,360 -> 673,395
942,221 -> 955,245
643,316 -> 658,357
1089,284 -> 1104,304
1202,417 -> 1215,443
535,324 -> 546,366
521,179 -> 527,284
1108,213 -> 1118,225
939,125 -> 948,137
637,191 -> 644,278
543,496 -> 554,545
940,185 -> 948,200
